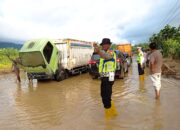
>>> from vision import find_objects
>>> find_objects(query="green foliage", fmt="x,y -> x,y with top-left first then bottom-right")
163,39 -> 180,59
149,24 -> 180,58
149,25 -> 180,47
132,43 -> 149,53
0,48 -> 19,69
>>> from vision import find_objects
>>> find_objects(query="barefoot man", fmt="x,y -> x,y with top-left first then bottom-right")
149,42 -> 163,99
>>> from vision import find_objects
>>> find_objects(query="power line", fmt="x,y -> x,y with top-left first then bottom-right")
162,2 -> 180,26
167,8 -> 180,25
155,0 -> 180,31
159,0 -> 179,26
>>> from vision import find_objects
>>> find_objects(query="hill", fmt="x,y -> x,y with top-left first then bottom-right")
0,41 -> 22,49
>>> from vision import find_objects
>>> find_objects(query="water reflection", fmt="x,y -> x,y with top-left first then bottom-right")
153,100 -> 163,130
139,79 -> 146,93
14,81 -> 65,128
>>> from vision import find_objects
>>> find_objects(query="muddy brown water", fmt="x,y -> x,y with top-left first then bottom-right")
0,59 -> 180,130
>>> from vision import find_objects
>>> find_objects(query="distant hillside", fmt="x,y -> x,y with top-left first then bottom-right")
0,41 -> 22,49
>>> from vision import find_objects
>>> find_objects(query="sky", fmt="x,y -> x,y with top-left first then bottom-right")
0,0 -> 179,44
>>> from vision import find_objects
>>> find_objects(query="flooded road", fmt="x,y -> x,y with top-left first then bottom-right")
0,60 -> 180,130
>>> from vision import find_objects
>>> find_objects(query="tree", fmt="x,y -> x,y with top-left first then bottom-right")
0,48 -> 19,68
132,43 -> 149,53
149,24 -> 180,49
163,39 -> 180,59
149,24 -> 180,58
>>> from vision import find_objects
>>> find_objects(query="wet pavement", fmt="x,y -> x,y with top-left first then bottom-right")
0,59 -> 180,130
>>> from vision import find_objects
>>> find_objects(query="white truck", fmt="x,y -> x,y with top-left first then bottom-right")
53,38 -> 94,76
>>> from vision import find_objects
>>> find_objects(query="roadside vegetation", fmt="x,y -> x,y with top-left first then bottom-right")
133,24 -> 180,59
0,48 -> 19,69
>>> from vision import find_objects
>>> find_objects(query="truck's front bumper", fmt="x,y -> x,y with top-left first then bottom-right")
27,72 -> 52,79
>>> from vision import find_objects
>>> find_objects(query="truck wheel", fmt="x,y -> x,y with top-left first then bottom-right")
64,70 -> 69,79
55,69 -> 65,82
55,70 -> 61,81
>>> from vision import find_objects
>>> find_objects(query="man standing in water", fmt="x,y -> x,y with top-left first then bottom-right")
94,38 -> 118,119
149,42 -> 163,99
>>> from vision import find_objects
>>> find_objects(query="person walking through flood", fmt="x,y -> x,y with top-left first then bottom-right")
11,58 -> 21,82
149,42 -> 163,99
94,38 -> 118,119
136,47 -> 145,80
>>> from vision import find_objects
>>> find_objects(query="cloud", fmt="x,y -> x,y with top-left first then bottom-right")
0,0 -> 179,44
120,0 -> 180,43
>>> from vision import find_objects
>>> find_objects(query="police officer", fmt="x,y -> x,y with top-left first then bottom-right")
136,47 -> 144,80
94,38 -> 118,119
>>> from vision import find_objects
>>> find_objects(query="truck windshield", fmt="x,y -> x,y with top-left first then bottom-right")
20,52 -> 45,67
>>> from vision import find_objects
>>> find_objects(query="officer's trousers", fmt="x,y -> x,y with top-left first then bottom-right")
138,63 -> 144,75
101,77 -> 114,109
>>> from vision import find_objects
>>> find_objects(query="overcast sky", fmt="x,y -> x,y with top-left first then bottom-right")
0,0 -> 179,44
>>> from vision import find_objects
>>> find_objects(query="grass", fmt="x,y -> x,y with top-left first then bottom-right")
0,48 -> 19,70
0,63 -> 12,69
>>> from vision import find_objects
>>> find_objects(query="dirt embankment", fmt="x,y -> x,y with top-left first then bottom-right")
162,58 -> 180,79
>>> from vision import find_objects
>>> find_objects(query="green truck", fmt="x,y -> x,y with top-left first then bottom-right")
19,38 -> 94,81
19,39 -> 67,81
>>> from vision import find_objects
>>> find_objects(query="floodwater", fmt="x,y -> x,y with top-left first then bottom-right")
0,59 -> 180,130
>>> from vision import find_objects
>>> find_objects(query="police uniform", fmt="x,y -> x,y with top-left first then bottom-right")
95,38 -> 118,119
99,50 -> 116,108
136,49 -> 144,75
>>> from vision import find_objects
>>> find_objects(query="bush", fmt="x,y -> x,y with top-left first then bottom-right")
163,39 -> 180,59
0,48 -> 19,69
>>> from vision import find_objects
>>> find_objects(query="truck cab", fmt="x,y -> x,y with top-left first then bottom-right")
19,39 -> 64,81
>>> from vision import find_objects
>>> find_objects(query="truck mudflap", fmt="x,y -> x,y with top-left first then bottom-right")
27,72 -> 52,80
